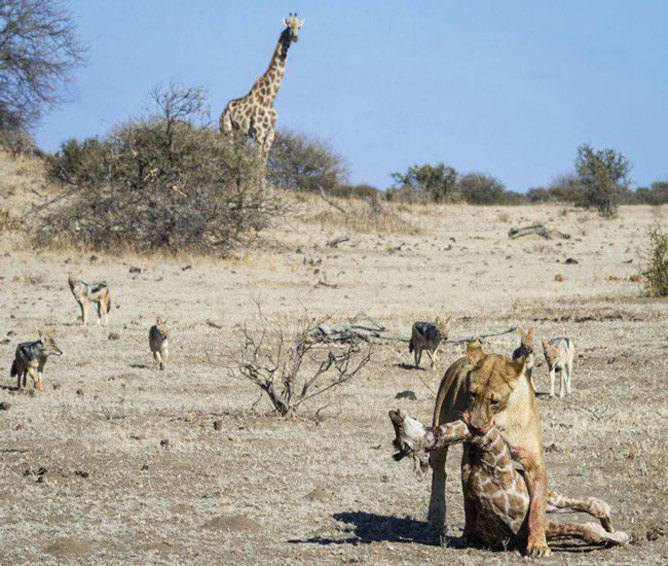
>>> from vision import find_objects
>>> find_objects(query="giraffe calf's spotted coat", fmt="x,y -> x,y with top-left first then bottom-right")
389,410 -> 630,552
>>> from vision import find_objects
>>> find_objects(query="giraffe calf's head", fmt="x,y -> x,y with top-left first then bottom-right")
283,13 -> 305,42
462,341 -> 526,434
389,409 -> 430,481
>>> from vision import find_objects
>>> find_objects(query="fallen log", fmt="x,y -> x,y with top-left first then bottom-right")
327,235 -> 350,247
508,224 -> 570,240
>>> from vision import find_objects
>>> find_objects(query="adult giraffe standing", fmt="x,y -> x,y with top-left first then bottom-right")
220,14 -> 305,162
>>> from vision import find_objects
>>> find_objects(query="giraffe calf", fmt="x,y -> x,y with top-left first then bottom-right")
389,409 -> 630,553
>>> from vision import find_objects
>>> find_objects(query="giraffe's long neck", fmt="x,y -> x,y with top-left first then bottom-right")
471,427 -> 514,475
255,28 -> 292,104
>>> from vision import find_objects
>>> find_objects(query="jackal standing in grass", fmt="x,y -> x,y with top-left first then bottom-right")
10,329 -> 63,392
408,312 -> 451,369
68,272 -> 111,326
541,337 -> 575,397
149,317 -> 169,370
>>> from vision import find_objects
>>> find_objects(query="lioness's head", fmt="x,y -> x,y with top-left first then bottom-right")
462,340 -> 526,434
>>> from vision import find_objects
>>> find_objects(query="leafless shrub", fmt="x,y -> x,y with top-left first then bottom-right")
0,1 -> 84,133
229,310 -> 371,417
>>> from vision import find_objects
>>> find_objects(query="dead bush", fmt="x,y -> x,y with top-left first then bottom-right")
39,84 -> 284,256
230,310 -> 371,417
638,222 -> 668,297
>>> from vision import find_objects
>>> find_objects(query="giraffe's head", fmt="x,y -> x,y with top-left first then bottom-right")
282,13 -> 305,43
462,340 -> 526,434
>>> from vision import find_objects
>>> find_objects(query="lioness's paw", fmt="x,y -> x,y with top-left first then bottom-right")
526,539 -> 551,558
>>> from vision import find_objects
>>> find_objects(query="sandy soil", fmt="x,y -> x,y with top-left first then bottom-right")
0,188 -> 666,564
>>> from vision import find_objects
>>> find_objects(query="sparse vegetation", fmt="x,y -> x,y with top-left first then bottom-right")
267,128 -> 349,192
0,208 -> 21,231
39,84 -> 283,256
231,310 -> 371,416
389,162 -> 458,204
638,222 -> 668,297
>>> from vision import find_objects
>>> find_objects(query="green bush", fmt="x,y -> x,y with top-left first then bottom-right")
639,222 -> 668,297
390,162 -> 458,203
575,144 -> 631,217
456,173 -> 506,205
40,85 -> 282,256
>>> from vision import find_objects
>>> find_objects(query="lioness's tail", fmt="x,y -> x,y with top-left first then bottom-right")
10,359 -> 17,377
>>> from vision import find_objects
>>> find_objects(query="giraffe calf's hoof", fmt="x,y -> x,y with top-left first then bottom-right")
585,523 -> 630,546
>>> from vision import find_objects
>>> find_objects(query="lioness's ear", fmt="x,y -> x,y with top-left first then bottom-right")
505,356 -> 525,386
466,339 -> 484,365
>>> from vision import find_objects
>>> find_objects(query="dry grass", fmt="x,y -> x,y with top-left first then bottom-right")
0,153 -> 666,564
297,193 -> 420,235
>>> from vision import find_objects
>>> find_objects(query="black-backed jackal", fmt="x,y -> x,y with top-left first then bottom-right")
541,336 -> 575,397
149,317 -> 169,370
512,327 -> 536,389
408,313 -> 451,369
68,272 -> 111,326
10,329 -> 63,392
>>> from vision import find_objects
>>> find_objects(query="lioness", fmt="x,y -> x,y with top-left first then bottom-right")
428,339 -> 551,557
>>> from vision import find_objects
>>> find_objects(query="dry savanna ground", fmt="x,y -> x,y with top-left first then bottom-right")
0,153 -> 666,564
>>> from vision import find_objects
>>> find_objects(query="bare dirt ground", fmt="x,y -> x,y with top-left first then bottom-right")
0,163 -> 666,564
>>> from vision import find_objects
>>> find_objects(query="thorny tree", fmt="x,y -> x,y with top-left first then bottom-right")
0,0 -> 84,132
231,312 -> 371,417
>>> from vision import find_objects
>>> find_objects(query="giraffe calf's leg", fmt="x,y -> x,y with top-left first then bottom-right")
546,520 -> 630,546
547,491 -> 613,532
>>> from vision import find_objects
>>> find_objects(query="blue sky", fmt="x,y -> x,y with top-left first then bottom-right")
36,1 -> 668,191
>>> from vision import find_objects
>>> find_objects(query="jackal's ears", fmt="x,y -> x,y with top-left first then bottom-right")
541,337 -> 549,349
443,314 -> 452,327
527,327 -> 533,342
37,328 -> 45,338
48,328 -> 57,337
518,327 -> 526,341
466,339 -> 484,365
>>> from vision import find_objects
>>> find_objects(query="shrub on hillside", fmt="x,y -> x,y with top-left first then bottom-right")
40,85 -> 282,256
266,129 -> 349,192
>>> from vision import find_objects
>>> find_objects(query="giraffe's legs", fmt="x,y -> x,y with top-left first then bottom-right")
546,491 -> 614,532
546,520 -> 629,546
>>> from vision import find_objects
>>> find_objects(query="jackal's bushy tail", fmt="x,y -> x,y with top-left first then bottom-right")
408,337 -> 414,353
10,359 -> 17,377
106,290 -> 112,313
